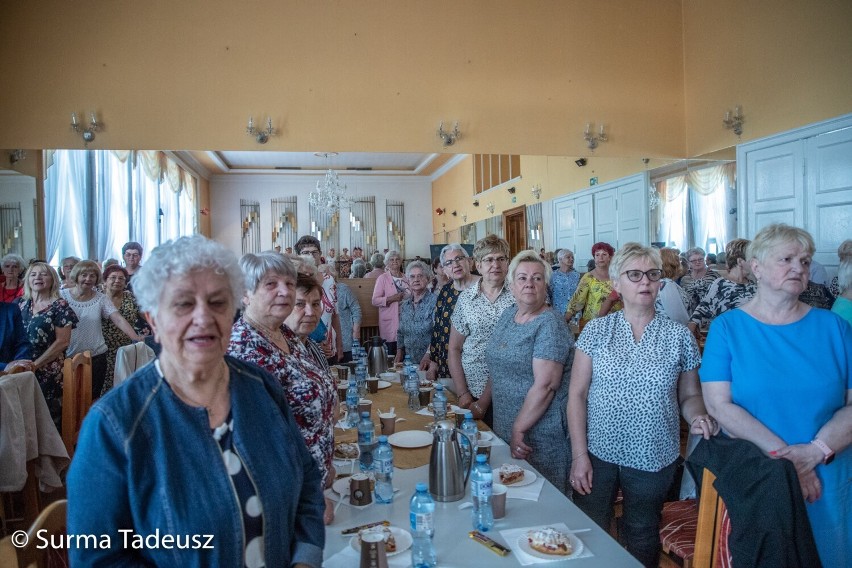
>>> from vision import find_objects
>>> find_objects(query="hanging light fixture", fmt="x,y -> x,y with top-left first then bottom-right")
308,153 -> 353,214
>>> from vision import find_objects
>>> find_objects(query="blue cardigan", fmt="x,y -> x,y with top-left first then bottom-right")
0,301 -> 32,366
67,356 -> 325,567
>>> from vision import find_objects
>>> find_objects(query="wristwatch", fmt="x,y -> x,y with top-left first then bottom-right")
811,438 -> 835,465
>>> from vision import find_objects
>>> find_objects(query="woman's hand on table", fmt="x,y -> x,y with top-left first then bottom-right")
569,453 -> 593,495
511,431 -> 532,460
772,443 -> 824,502
689,414 -> 720,439
457,391 -> 473,409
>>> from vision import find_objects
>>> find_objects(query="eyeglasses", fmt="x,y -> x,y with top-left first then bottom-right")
443,257 -> 467,267
688,257 -> 705,264
479,256 -> 508,266
622,269 -> 663,282
301,249 -> 321,256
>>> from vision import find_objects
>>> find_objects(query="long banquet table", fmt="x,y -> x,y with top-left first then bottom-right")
324,374 -> 640,567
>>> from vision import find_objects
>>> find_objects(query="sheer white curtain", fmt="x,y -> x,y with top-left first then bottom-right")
45,150 -> 198,265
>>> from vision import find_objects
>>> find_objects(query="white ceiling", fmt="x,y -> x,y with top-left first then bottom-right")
213,151 -> 435,172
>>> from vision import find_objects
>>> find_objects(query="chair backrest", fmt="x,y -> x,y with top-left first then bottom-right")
61,351 -> 92,458
17,499 -> 68,568
693,468 -> 730,568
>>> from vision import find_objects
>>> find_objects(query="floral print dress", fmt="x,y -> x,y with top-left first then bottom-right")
19,297 -> 78,429
567,272 -> 622,328
428,282 -> 463,378
102,291 -> 151,393
227,317 -> 337,488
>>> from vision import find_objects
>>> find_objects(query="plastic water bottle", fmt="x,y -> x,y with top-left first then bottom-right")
346,378 -> 359,427
355,356 -> 368,398
460,411 -> 478,468
352,338 -> 361,357
432,383 -> 448,421
403,353 -> 413,370
406,366 -> 421,411
357,411 -> 375,472
373,435 -> 394,504
410,482 -> 437,568
470,454 -> 494,531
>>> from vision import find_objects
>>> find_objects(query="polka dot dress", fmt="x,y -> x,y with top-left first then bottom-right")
213,416 -> 265,568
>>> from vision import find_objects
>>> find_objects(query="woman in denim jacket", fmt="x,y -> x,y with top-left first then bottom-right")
68,235 -> 324,568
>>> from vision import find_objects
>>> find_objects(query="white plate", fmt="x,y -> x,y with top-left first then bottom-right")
350,526 -> 413,558
332,476 -> 352,496
492,467 -> 538,488
377,380 -> 392,389
333,443 -> 360,462
478,432 -> 493,442
516,531 -> 584,561
387,430 -> 432,448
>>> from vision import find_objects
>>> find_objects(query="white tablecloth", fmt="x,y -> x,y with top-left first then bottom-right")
0,372 -> 70,492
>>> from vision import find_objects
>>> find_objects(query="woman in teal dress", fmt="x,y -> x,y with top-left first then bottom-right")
701,224 -> 851,567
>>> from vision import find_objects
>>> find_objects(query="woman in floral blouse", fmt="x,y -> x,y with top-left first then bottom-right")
101,265 -> 151,393
227,252 -> 337,525
566,242 -> 621,332
19,262 -> 78,430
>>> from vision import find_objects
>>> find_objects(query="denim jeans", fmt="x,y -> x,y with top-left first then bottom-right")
573,453 -> 677,568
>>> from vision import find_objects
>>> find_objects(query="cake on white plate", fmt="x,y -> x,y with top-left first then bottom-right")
527,527 -> 573,556
498,463 -> 525,485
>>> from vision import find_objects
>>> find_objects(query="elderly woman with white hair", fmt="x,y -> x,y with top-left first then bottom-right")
548,248 -> 580,315
364,251 -> 385,278
68,236 -> 324,567
371,249 -> 408,355
486,250 -> 573,493
0,253 -> 26,303
832,259 -> 852,325
681,246 -> 720,313
829,239 -> 852,297
394,260 -> 437,365
569,242 -> 716,568
701,224 -> 852,566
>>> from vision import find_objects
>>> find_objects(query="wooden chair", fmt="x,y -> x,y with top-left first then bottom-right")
659,468 -> 730,568
1,535 -> 20,568
61,352 -> 92,459
16,499 -> 67,568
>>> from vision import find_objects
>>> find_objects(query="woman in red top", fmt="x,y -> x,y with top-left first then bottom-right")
0,254 -> 26,303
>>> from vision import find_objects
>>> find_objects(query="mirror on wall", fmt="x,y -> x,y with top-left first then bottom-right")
0,170 -> 38,261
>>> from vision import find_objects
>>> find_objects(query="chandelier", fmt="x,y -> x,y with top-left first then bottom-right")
309,162 -> 353,214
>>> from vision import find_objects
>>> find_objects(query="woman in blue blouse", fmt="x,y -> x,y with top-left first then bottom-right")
68,235 -> 324,567
394,260 -> 437,365
568,242 -> 716,568
701,224 -> 851,567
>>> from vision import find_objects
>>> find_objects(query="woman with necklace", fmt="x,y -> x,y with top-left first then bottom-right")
421,243 -> 479,380
68,236 -> 324,567
60,261 -> 145,398
449,235 -> 515,425
100,265 -> 151,393
569,243 -> 716,568
0,253 -> 26,303
228,253 -> 338,525
371,249 -> 408,355
394,260 -> 437,365
486,250 -> 574,494
701,224 -> 851,566
19,262 -> 78,429
566,242 -> 621,333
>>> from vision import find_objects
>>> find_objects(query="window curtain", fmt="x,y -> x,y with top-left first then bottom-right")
45,149 -> 198,265
653,163 -> 734,252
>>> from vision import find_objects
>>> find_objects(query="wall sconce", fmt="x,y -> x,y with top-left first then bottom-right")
583,123 -> 608,150
486,202 -> 495,214
507,186 -> 516,195
451,210 -> 457,216
9,150 -> 26,165
472,200 -> 480,207
437,121 -> 461,147
247,116 -> 276,144
435,208 -> 445,215
575,158 -> 587,167
722,106 -> 745,136
531,184 -> 542,200
71,112 -> 101,147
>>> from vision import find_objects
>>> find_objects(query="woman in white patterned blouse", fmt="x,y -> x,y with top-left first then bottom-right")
568,242 -> 717,568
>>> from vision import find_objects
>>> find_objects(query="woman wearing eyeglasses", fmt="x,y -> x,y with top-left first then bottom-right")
449,235 -> 515,426
568,243 -> 717,568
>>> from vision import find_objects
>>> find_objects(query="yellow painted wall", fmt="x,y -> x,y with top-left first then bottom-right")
683,0 -> 852,156
0,1 -> 685,157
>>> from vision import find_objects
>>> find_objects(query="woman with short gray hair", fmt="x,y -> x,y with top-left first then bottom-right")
349,258 -> 367,278
371,249 -> 408,355
365,252 -> 385,278
69,236 -> 324,566
831,259 -> 852,325
1,253 -> 26,302
395,260 -> 436,365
